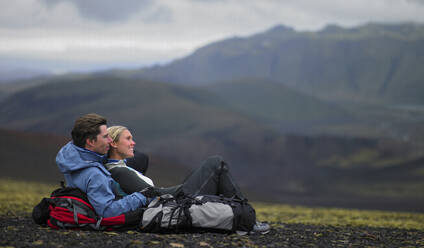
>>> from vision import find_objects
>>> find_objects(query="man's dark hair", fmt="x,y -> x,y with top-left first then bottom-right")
71,113 -> 107,148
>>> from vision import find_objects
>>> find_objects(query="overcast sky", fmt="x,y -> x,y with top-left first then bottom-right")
1,0 -> 424,74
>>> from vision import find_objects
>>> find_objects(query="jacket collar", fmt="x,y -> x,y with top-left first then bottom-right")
72,143 -> 107,164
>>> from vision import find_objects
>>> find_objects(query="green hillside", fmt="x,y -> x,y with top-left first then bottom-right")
0,76 -> 252,139
204,78 -> 424,143
0,76 -> 286,175
205,79 -> 351,130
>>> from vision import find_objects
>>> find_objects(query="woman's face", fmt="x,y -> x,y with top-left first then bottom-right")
111,129 -> 136,159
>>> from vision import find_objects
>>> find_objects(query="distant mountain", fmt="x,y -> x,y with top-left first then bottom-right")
132,23 -> 424,105
0,74 -> 359,142
0,66 -> 50,83
0,75 -> 359,167
0,76 -> 257,139
0,76 -> 285,173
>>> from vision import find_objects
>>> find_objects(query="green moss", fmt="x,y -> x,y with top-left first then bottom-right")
318,148 -> 412,169
340,182 -> 424,198
319,149 -> 380,168
253,202 -> 424,231
0,179 -> 56,215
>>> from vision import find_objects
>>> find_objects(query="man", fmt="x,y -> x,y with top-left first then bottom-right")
56,113 -> 147,217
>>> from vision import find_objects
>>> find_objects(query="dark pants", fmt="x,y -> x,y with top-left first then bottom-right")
157,156 -> 245,200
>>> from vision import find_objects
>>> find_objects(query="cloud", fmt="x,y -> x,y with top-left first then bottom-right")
0,0 -> 424,73
407,0 -> 424,5
40,0 -> 153,22
0,0 -> 172,29
0,0 -> 85,29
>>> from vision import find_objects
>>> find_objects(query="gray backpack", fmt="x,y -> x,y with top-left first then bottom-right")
140,194 -> 256,233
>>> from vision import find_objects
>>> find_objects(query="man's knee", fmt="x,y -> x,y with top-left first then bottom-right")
203,155 -> 228,172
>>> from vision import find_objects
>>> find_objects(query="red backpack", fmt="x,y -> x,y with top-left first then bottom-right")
32,186 -> 143,231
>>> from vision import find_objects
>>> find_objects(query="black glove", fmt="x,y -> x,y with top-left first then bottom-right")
139,187 -> 161,198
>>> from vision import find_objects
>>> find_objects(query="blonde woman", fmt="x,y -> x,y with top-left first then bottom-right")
105,125 -> 249,199
105,126 -> 180,196
105,125 -> 270,233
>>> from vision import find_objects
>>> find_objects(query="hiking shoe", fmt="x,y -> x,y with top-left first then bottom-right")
235,230 -> 249,236
252,221 -> 270,234
236,221 -> 270,235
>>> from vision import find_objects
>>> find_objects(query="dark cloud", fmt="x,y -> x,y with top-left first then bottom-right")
407,0 -> 424,5
40,0 -> 153,22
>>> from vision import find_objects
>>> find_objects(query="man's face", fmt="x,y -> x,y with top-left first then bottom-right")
87,125 -> 112,155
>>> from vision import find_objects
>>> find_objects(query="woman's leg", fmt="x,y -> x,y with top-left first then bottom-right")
178,155 -> 245,199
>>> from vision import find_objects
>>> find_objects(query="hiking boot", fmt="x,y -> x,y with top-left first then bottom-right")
236,221 -> 270,235
252,221 -> 270,234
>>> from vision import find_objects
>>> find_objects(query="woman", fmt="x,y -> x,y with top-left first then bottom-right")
105,125 -> 270,233
105,126 -> 181,196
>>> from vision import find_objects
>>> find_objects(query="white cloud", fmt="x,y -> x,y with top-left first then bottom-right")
0,0 -> 423,73
40,0 -> 152,22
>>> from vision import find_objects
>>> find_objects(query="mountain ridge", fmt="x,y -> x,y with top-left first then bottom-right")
128,22 -> 424,105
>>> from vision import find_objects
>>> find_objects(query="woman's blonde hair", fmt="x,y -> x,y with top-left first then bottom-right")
107,125 -> 128,143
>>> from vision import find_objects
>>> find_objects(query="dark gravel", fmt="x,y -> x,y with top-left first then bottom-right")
1,214 -> 424,248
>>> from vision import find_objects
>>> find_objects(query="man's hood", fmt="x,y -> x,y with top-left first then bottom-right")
56,141 -> 107,174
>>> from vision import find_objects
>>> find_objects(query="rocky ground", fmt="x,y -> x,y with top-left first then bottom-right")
1,214 -> 424,248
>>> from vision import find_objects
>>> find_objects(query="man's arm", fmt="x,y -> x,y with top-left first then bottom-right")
83,168 -> 147,217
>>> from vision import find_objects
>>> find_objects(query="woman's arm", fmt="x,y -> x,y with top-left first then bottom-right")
109,167 -> 153,194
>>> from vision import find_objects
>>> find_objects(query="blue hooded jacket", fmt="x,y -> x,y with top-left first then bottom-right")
56,142 -> 146,217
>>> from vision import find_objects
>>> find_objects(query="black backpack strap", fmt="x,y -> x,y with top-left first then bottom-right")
32,197 -> 52,225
